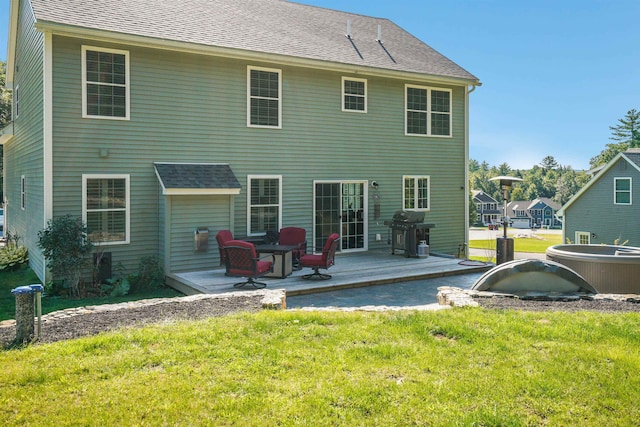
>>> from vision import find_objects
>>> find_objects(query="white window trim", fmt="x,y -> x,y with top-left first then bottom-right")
82,174 -> 131,245
404,84 -> 452,137
341,76 -> 367,113
247,66 -> 282,129
575,231 -> 591,245
246,175 -> 282,235
402,175 -> 431,211
614,177 -> 632,205
81,45 -> 130,120
13,84 -> 19,119
20,175 -> 25,210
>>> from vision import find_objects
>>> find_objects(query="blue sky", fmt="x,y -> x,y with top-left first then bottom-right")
2,0 -> 639,170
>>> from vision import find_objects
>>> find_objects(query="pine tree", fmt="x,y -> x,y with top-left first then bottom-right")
589,109 -> 640,168
609,108 -> 640,148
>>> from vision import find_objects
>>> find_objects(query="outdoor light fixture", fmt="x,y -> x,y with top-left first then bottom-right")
489,175 -> 523,264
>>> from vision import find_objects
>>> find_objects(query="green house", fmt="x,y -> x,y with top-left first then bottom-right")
2,0 -> 480,284
558,149 -> 640,246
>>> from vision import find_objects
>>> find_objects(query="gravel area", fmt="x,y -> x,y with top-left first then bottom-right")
2,292 -> 639,347
1,294 -> 266,347
475,297 -> 640,313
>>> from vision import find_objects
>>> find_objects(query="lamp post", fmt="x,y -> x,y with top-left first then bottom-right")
489,175 -> 523,264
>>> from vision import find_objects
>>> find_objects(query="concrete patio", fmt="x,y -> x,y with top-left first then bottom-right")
166,250 -> 493,297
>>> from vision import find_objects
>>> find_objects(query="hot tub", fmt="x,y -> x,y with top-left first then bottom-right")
546,244 -> 640,294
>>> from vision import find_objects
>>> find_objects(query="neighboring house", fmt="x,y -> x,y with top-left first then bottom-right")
472,191 -> 501,226
528,197 -> 561,228
506,201 -> 531,229
1,0 -> 480,284
506,198 -> 561,229
558,149 -> 640,246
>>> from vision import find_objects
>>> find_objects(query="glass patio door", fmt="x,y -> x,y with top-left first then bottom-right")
313,181 -> 367,253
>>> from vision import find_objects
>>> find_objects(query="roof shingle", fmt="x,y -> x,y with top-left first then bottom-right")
29,0 -> 479,83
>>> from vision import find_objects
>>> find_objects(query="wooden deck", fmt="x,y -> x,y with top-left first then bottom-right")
166,250 -> 492,296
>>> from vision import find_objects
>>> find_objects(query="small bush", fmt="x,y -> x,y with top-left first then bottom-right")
38,215 -> 93,297
129,256 -> 165,293
0,243 -> 29,271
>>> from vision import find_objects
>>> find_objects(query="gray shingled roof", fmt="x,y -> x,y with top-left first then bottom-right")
154,163 -> 241,194
472,191 -> 498,203
29,0 -> 479,83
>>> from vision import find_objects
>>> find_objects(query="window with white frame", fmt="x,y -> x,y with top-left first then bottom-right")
83,175 -> 130,244
82,46 -> 129,119
248,176 -> 281,234
247,66 -> 281,128
614,177 -> 632,205
13,85 -> 19,119
403,176 -> 430,211
20,175 -> 25,210
342,77 -> 367,112
405,85 -> 451,136
575,231 -> 590,245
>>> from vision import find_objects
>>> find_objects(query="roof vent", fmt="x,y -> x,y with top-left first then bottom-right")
346,19 -> 352,39
376,25 -> 382,43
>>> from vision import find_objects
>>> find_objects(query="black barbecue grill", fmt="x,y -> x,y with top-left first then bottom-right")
384,210 -> 435,257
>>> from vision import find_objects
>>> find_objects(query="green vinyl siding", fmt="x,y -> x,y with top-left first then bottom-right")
46,35 -> 468,275
4,0 -> 47,281
166,195 -> 233,272
564,158 -> 640,246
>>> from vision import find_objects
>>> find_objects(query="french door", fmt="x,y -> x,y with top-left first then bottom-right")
313,181 -> 367,253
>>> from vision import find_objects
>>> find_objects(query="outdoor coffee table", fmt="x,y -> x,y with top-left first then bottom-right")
255,244 -> 298,278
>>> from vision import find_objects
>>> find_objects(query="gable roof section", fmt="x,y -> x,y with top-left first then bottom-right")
558,150 -> 640,216
154,163 -> 241,195
472,191 -> 498,203
529,197 -> 561,211
22,0 -> 479,85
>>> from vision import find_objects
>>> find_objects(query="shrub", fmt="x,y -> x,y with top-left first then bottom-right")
0,243 -> 29,271
38,215 -> 93,297
129,256 -> 165,293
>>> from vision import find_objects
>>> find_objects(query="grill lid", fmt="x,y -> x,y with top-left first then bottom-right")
392,210 -> 425,223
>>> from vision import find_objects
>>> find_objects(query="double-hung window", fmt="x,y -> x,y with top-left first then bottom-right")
342,77 -> 367,112
82,46 -> 129,119
614,177 -> 632,205
403,176 -> 430,211
575,231 -> 590,245
83,175 -> 130,244
405,85 -> 451,136
247,66 -> 281,128
13,85 -> 19,119
247,175 -> 282,235
20,175 -> 25,210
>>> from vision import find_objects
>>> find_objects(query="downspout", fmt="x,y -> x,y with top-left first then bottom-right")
464,84 -> 478,257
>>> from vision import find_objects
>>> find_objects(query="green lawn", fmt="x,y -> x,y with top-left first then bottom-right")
0,266 -> 182,321
470,232 -> 563,254
1,308 -> 639,425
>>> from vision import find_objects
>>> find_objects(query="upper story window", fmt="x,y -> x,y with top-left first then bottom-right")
614,177 -> 632,205
247,66 -> 281,128
403,175 -> 430,211
83,174 -> 130,244
342,77 -> 367,112
247,175 -> 282,235
82,46 -> 130,120
13,85 -> 19,119
405,85 -> 451,137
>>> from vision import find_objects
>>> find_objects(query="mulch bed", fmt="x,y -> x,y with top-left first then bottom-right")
2,295 -> 639,347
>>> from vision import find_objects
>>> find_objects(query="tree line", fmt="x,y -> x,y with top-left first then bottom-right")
470,108 -> 640,207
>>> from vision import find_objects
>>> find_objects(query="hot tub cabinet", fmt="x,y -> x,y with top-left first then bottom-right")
546,245 -> 640,294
